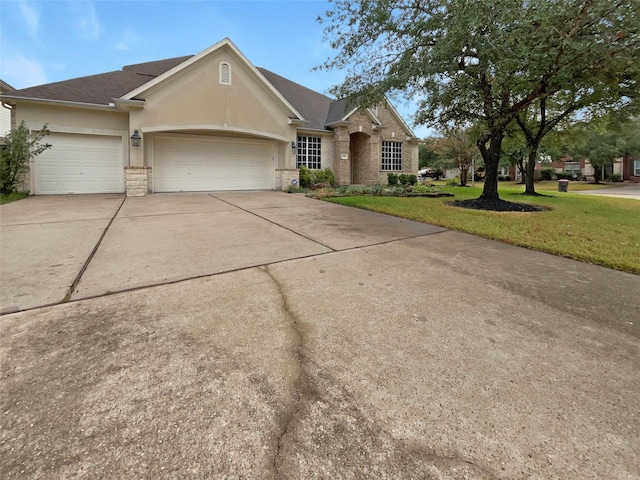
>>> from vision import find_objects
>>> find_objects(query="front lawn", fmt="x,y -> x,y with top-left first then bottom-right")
0,192 -> 29,204
326,185 -> 640,274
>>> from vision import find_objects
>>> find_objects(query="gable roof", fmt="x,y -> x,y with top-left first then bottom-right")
257,68 -> 332,131
1,40 -> 414,136
0,79 -> 15,93
1,56 -> 190,106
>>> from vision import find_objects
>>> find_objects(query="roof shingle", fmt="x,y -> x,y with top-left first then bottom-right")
4,54 -> 350,130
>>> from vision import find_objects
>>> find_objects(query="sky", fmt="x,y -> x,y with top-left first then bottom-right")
0,0 -> 433,138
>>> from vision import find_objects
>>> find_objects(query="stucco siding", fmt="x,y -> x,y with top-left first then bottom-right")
130,48 -> 296,143
1,104 -> 11,136
15,103 -> 129,135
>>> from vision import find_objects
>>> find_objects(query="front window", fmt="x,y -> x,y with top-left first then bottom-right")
381,141 -> 402,170
564,162 -> 581,176
634,159 -> 640,176
297,135 -> 322,169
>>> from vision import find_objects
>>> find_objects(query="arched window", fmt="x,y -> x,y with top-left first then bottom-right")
219,62 -> 231,85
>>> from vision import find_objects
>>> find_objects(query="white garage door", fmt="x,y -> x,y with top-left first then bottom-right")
34,133 -> 124,194
153,136 -> 274,192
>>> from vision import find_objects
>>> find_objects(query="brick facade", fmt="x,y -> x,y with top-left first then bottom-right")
330,104 -> 418,186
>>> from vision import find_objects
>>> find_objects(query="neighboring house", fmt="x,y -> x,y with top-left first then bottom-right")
548,157 -> 633,181
0,38 -> 418,196
0,79 -> 15,136
621,155 -> 640,182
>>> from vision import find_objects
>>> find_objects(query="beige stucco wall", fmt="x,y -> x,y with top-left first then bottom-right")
1,104 -> 11,136
129,46 -> 298,171
14,103 -> 129,136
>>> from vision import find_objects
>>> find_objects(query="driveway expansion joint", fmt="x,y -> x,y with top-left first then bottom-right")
65,195 -> 127,303
210,194 -> 337,252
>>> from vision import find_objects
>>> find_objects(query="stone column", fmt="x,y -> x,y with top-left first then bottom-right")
333,126 -> 351,185
125,166 -> 151,196
276,169 -> 300,190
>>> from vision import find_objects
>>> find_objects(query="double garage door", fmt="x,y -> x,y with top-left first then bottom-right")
32,133 -> 274,194
153,136 -> 274,192
34,133 -> 125,194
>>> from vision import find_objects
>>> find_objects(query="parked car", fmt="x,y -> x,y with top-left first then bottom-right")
418,167 -> 444,180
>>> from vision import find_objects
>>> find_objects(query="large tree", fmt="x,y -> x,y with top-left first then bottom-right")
318,0 -> 640,201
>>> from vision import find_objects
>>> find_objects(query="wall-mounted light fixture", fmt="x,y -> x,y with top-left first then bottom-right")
130,130 -> 141,147
291,141 -> 297,152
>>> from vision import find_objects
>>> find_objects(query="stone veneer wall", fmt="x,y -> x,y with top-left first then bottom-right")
125,166 -> 150,196
276,169 -> 299,190
332,104 -> 418,186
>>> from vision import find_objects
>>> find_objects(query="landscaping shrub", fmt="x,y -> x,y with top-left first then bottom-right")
606,173 -> 622,182
299,166 -> 314,188
387,173 -> 399,185
408,174 -> 418,185
540,167 -> 556,181
1,121 -> 52,194
370,184 -> 385,195
299,166 -> 336,188
315,167 -> 336,186
505,176 -> 512,181
411,184 -> 435,193
398,173 -> 410,185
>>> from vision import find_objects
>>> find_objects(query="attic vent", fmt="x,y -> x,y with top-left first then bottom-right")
219,62 -> 231,85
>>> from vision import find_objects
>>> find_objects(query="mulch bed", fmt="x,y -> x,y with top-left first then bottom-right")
405,192 -> 454,197
448,197 -> 550,212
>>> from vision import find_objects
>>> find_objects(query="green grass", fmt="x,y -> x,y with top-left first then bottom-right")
429,179 -> 617,191
326,185 -> 640,274
0,191 -> 29,204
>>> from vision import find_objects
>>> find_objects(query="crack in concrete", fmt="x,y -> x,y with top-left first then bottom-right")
261,265 -> 308,479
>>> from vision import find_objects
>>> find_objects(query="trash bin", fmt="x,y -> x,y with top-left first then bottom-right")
558,179 -> 569,192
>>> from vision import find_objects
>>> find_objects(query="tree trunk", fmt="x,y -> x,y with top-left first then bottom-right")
517,158 -> 526,184
524,148 -> 538,195
479,133 -> 504,199
593,165 -> 602,183
460,167 -> 468,186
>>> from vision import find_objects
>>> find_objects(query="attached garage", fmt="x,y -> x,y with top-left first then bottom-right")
34,133 -> 125,194
152,135 -> 275,192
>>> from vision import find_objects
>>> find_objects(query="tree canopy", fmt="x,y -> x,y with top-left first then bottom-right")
319,0 -> 640,200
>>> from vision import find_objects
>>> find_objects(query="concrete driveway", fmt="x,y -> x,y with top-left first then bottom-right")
1,192 -> 639,479
573,182 -> 640,200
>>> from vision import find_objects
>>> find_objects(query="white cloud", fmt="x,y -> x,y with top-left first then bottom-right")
115,27 -> 140,51
1,55 -> 48,88
72,1 -> 102,41
18,0 -> 40,39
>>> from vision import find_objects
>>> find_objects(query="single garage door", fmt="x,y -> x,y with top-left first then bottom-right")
153,136 -> 274,192
34,133 -> 124,194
